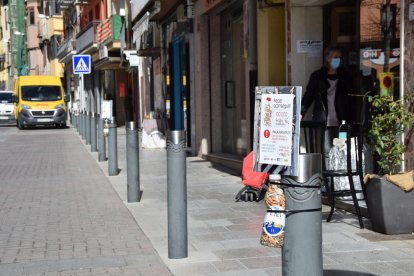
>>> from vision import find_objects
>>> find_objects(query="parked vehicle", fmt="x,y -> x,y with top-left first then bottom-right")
13,76 -> 69,129
0,91 -> 16,125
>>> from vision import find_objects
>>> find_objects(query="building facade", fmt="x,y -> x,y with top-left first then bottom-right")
6,0 -> 409,172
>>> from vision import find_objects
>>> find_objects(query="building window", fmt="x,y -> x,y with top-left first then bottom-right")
28,7 -> 35,25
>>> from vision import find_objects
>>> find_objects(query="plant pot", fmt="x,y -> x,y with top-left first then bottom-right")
366,177 -> 414,234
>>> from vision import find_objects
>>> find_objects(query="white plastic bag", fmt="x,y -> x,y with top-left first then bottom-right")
328,138 -> 364,200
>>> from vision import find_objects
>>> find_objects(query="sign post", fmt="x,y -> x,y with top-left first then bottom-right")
72,55 -> 91,111
253,86 -> 323,276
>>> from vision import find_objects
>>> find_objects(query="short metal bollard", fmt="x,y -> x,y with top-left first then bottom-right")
281,153 -> 323,276
75,113 -> 80,133
167,130 -> 188,259
69,111 -> 73,125
85,111 -> 91,145
108,119 -> 118,176
98,118 -> 107,161
79,111 -> 84,137
81,110 -> 86,139
90,113 -> 97,152
72,112 -> 76,129
126,121 -> 141,202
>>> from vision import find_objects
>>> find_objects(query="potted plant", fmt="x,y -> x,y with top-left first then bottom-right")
365,94 -> 414,234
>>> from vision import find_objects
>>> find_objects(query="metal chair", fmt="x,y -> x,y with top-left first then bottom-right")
300,121 -> 366,228
322,123 -> 366,228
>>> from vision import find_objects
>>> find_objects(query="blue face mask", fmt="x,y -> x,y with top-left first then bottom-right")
330,58 -> 341,70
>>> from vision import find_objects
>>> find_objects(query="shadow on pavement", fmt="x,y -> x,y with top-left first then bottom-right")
324,270 -> 376,276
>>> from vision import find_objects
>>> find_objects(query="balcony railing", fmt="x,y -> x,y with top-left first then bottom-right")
76,20 -> 100,53
57,0 -> 73,10
57,36 -> 75,59
50,35 -> 62,60
57,0 -> 88,11
97,15 -> 123,44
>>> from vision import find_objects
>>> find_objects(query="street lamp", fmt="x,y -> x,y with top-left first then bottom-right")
380,2 -> 395,73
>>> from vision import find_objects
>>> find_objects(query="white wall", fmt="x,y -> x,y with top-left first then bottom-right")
290,6 -> 324,89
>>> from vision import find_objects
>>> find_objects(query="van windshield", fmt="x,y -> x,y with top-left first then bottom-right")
0,92 -> 13,103
21,86 -> 62,102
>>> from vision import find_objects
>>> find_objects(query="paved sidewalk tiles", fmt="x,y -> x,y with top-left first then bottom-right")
1,125 -> 414,276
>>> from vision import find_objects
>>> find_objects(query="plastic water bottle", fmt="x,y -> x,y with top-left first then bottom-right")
338,120 -> 347,139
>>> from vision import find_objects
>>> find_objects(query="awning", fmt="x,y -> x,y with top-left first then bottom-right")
94,57 -> 122,70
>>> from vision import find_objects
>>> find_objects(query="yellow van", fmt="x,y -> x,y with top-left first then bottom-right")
13,76 -> 69,129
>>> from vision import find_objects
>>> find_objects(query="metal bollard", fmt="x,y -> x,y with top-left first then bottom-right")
98,118 -> 107,162
79,111 -> 82,137
126,121 -> 141,202
85,111 -> 91,145
281,153 -> 323,276
75,113 -> 79,133
73,112 -> 77,129
167,130 -> 187,259
72,112 -> 76,129
108,119 -> 118,176
90,113 -> 97,152
77,113 -> 80,133
81,111 -> 86,139
79,110 -> 84,139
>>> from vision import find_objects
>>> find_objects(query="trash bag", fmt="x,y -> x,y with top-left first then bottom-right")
235,151 -> 269,202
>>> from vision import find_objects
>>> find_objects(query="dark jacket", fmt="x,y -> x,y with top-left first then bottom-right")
301,66 -> 352,123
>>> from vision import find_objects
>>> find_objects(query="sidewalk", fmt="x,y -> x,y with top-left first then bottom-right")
85,125 -> 414,276
0,126 -> 171,276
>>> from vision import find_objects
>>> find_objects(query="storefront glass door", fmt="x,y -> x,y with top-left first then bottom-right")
221,8 -> 246,155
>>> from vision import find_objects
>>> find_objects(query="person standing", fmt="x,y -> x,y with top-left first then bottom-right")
301,45 -> 353,163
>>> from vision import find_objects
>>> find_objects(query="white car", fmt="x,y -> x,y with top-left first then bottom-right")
0,91 -> 16,125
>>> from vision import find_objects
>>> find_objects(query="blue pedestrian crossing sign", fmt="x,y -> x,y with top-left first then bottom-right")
72,55 -> 91,74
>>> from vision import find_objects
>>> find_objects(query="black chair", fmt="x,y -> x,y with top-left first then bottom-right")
300,121 -> 366,228
322,123 -> 366,228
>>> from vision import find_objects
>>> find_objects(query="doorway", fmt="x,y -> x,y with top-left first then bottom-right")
220,7 -> 247,156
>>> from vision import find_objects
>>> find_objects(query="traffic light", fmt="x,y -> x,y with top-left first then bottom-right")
379,72 -> 394,96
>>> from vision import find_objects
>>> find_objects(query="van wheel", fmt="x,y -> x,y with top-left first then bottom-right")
17,119 -> 24,130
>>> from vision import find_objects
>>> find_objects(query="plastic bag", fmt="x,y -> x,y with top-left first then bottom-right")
328,138 -> 364,200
